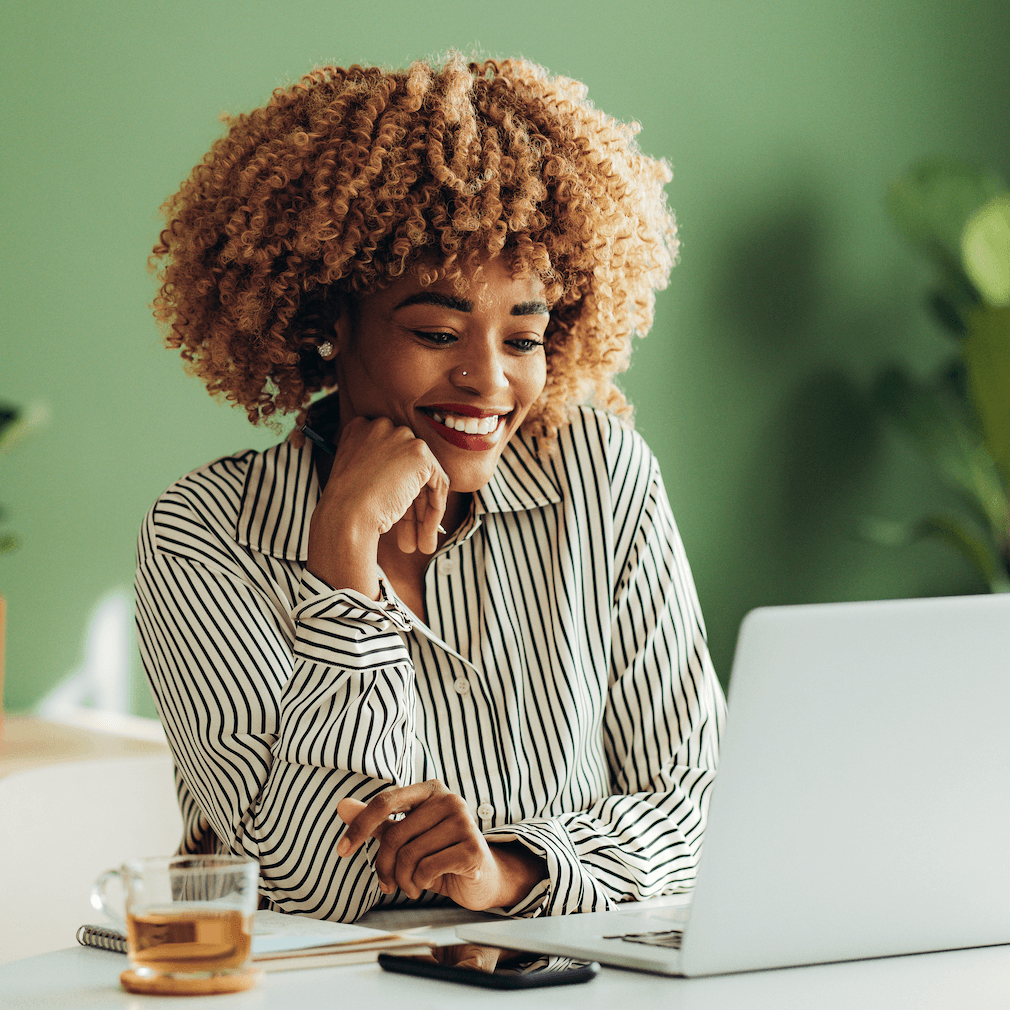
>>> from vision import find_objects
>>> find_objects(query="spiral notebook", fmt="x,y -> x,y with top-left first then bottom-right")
77,909 -> 429,971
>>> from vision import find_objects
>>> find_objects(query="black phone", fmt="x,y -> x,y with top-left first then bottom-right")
378,943 -> 600,989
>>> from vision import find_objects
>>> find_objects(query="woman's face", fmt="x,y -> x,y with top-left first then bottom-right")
333,258 -> 550,494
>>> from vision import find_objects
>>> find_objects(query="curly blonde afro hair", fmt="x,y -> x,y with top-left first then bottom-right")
152,52 -> 678,437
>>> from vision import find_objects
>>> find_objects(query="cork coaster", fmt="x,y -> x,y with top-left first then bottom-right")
120,967 -> 262,995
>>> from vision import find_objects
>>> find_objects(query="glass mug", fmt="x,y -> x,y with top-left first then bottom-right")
91,854 -> 260,995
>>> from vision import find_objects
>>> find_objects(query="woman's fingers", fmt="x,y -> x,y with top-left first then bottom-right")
321,418 -> 448,545
336,781 -> 491,899
337,785 -> 547,910
393,461 -> 448,555
402,836 -> 489,899
336,781 -> 444,856
326,416 -> 448,551
418,466 -> 449,554
380,803 -> 480,897
308,417 -> 452,591
336,797 -> 368,826
394,513 -> 419,554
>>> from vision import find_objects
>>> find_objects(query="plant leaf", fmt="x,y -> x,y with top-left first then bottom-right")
0,407 -> 17,439
860,513 -> 1009,593
0,401 -> 49,455
926,268 -> 981,336
872,366 -> 1009,536
961,195 -> 1010,306
963,304 -> 1010,488
887,159 -> 1005,277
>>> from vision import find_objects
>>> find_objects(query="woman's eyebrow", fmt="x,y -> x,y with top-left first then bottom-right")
511,300 -> 550,316
393,292 -> 549,316
394,292 -> 473,312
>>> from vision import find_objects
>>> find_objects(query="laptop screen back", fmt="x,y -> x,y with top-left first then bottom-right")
681,593 -> 1010,976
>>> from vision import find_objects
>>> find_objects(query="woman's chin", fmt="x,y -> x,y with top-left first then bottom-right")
436,450 -> 505,495
423,433 -> 513,496
445,468 -> 499,495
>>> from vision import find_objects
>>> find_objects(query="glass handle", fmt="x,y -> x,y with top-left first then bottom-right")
91,868 -> 126,930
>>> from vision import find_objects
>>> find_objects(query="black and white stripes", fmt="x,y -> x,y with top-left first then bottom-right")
135,406 -> 726,922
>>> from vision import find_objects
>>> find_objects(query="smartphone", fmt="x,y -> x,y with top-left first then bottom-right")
378,943 -> 600,989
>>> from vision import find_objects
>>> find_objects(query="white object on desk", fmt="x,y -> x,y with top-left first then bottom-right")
461,593 -> 1010,976
0,754 -> 181,964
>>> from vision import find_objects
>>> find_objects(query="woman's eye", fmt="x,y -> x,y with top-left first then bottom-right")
415,331 -> 457,346
508,337 -> 546,353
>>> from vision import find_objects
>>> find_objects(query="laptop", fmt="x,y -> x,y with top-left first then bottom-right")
457,593 -> 1010,976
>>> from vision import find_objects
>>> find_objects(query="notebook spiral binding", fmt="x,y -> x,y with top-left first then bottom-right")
76,923 -> 127,954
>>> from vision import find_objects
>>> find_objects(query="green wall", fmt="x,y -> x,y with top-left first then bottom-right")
2,0 -> 1008,714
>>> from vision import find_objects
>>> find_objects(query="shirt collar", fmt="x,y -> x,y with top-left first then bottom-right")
474,429 -> 563,517
235,430 -> 562,560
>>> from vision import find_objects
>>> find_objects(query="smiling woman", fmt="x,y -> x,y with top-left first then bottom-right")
136,52 -> 726,924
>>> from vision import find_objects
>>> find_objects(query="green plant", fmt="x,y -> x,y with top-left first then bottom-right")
0,407 -> 20,556
0,403 -> 47,556
865,159 -> 1010,592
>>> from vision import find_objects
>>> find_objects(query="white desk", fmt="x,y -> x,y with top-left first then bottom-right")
5,924 -> 1010,1009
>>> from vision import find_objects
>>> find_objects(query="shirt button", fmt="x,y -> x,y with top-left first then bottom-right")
437,557 -> 457,575
453,678 -> 471,696
477,802 -> 494,821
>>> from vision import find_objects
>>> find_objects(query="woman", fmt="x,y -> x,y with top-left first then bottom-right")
137,53 -> 726,923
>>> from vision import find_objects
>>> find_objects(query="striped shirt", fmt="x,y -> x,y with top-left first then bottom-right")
135,406 -> 726,922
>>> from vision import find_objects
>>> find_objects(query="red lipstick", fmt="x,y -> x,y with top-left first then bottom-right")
420,412 -> 502,451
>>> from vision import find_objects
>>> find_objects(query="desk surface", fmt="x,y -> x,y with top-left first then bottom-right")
2,720 -> 1007,1007
4,928 -> 1010,1009
0,715 -> 168,779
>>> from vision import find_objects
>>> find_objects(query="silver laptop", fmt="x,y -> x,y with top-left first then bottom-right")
457,594 -> 1010,976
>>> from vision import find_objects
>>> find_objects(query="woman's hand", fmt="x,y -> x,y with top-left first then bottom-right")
335,781 -> 547,911
307,417 -> 449,597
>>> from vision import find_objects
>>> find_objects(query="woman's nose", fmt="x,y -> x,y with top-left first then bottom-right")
451,346 -> 508,396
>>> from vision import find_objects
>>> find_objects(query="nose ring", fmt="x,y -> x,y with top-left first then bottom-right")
461,370 -> 468,376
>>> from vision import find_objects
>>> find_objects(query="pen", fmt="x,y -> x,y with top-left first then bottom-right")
301,424 -> 335,455
302,425 -> 448,535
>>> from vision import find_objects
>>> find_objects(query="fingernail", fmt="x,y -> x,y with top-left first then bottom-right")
437,524 -> 447,534
337,839 -> 349,856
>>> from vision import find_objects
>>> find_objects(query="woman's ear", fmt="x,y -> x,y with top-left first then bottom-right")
314,295 -> 351,360
331,300 -> 353,357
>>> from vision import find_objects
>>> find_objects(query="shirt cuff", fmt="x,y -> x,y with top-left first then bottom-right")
293,569 -> 413,633
484,820 -> 615,917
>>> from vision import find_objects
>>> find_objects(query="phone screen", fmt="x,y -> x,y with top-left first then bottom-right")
378,943 -> 600,989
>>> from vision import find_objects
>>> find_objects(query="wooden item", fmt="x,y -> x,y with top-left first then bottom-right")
0,594 -> 6,741
120,967 -> 262,995
0,715 -> 167,779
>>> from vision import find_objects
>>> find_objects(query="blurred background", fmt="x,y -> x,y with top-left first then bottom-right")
2,0 -> 1008,722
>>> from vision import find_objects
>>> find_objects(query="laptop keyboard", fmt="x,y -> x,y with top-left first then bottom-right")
602,929 -> 684,950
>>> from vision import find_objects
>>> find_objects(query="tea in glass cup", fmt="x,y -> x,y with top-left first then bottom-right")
92,854 -> 260,995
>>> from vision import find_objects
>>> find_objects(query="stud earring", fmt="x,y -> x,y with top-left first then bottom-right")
317,340 -> 334,358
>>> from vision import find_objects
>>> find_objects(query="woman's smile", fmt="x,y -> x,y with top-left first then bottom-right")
419,403 -> 508,449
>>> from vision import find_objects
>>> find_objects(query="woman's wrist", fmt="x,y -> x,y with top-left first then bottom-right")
486,841 -> 548,909
306,521 -> 381,600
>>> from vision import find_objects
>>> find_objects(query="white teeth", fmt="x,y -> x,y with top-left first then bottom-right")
430,411 -> 500,435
